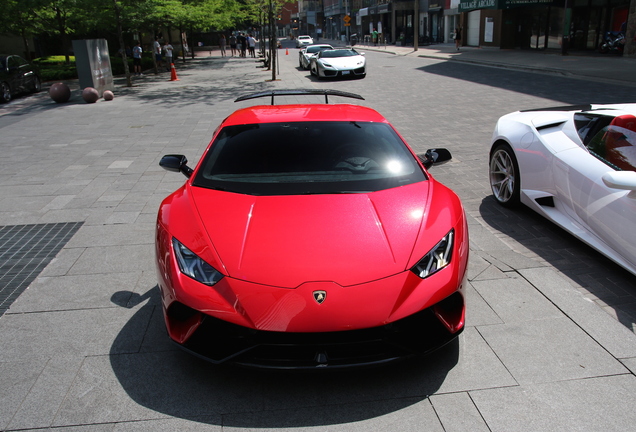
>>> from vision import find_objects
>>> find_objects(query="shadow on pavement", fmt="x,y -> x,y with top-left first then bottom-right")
109,287 -> 458,427
417,61 -> 636,105
478,196 -> 636,330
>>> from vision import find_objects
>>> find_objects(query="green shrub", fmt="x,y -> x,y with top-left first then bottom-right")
34,52 -> 158,82
33,56 -> 78,81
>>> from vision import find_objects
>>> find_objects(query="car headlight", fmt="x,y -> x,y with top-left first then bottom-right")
322,62 -> 333,68
172,238 -> 224,286
411,229 -> 454,279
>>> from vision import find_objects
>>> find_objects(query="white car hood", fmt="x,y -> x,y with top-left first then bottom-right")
320,56 -> 364,68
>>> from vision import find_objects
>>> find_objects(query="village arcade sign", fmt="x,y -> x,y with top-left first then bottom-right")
458,0 -> 497,12
459,0 -> 555,11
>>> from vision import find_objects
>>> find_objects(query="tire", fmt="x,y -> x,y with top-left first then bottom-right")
599,43 -> 609,54
489,142 -> 520,207
0,82 -> 11,103
32,76 -> 41,93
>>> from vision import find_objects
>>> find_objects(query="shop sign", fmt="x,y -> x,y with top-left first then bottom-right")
458,0 -> 497,12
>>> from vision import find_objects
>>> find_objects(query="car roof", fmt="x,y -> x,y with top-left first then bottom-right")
222,104 -> 388,126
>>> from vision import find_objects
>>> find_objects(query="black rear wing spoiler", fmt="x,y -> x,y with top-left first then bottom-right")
235,89 -> 365,105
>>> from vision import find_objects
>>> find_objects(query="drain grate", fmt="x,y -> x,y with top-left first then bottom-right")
0,222 -> 83,316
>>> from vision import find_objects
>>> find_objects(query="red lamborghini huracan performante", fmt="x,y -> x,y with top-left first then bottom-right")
155,89 -> 469,369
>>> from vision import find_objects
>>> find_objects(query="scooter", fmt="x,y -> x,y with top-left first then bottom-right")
599,31 -> 625,54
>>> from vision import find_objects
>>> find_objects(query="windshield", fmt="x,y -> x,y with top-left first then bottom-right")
193,121 -> 426,195
307,46 -> 331,54
587,122 -> 636,171
321,50 -> 359,58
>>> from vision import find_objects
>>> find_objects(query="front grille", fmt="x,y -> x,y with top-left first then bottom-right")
178,306 -> 461,369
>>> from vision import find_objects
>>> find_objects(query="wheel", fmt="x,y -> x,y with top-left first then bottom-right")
0,82 -> 11,103
599,43 -> 609,54
489,142 -> 520,207
32,76 -> 41,93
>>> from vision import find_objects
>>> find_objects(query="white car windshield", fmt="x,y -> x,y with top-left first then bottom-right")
587,124 -> 636,171
307,45 -> 331,54
321,50 -> 359,58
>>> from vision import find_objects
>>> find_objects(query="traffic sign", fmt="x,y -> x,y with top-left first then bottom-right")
343,15 -> 351,23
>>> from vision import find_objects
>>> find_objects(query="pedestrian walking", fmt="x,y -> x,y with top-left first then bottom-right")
219,34 -> 227,57
372,28 -> 378,45
163,41 -> 173,71
247,34 -> 256,58
132,42 -> 142,76
154,37 -> 163,69
454,27 -> 462,51
229,34 -> 237,56
238,33 -> 247,57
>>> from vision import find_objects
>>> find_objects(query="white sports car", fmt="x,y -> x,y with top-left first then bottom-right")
298,44 -> 333,70
489,103 -> 636,276
310,48 -> 366,79
295,35 -> 313,48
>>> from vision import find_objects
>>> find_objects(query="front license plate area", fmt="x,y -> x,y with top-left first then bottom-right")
342,70 -> 350,75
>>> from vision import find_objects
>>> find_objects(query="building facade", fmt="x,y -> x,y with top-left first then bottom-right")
296,0 -> 632,51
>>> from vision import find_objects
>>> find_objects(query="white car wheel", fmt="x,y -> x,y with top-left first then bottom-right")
489,143 -> 520,207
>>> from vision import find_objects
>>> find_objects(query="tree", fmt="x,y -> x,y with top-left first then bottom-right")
0,0 -> 48,60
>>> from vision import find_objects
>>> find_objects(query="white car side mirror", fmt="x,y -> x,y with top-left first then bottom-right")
602,171 -> 636,191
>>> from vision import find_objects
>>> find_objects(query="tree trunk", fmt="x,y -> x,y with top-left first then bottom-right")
55,8 -> 70,64
112,0 -> 132,87
623,0 -> 636,57
180,27 -> 187,64
21,28 -> 32,61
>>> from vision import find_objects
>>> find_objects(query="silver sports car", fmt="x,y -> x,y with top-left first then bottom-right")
299,44 -> 333,70
309,49 -> 366,79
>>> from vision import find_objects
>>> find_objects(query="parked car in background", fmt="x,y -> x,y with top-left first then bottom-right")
489,103 -> 636,276
298,44 -> 333,70
310,48 -> 366,79
295,35 -> 314,48
0,55 -> 41,103
156,89 -> 468,369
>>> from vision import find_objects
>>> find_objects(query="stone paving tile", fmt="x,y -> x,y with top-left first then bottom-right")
430,392 -> 490,432
477,316 -> 628,385
221,398 -> 443,432
470,374 -> 636,432
0,358 -> 48,431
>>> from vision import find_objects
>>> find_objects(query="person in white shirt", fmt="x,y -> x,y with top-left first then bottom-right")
163,42 -> 174,71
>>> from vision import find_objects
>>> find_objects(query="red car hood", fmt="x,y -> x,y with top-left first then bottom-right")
190,183 -> 431,288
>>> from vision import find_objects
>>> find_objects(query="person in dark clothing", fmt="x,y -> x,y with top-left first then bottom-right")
455,27 -> 462,51
238,33 -> 247,57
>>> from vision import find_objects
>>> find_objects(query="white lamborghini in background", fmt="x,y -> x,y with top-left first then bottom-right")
309,48 -> 366,79
489,103 -> 636,276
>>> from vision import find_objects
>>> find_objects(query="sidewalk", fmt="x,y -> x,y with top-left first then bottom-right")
323,38 -> 636,86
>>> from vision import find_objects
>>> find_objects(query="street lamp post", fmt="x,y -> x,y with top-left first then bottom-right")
414,0 -> 418,50
561,0 -> 569,55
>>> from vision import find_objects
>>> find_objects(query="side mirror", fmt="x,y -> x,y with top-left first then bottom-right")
159,154 -> 193,178
602,170 -> 636,191
417,148 -> 452,169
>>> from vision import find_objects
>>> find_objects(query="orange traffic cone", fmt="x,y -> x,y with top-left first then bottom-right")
170,63 -> 179,81
285,48 -> 289,55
